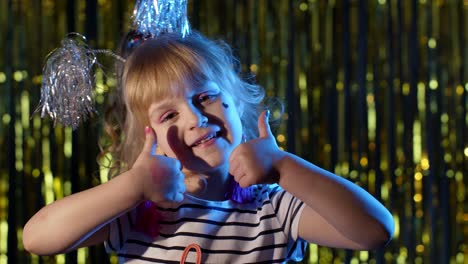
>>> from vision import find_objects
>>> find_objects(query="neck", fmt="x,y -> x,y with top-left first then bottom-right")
186,166 -> 230,201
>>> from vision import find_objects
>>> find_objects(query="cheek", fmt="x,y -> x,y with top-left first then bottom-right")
154,141 -> 180,160
154,126 -> 187,160
151,127 -> 171,155
219,97 -> 243,141
156,142 -> 172,156
226,111 -> 243,142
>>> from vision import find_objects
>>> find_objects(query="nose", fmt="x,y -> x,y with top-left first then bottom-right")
186,105 -> 208,129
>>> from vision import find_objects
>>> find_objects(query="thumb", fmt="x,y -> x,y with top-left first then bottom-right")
258,110 -> 273,139
142,126 -> 157,154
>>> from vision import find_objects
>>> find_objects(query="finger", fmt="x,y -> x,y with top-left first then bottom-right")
165,191 -> 180,202
174,192 -> 184,202
173,178 -> 186,202
229,152 -> 245,179
258,110 -> 273,139
234,170 -> 246,184
229,156 -> 244,179
238,174 -> 252,188
230,166 -> 243,182
175,177 -> 186,193
143,126 -> 157,154
229,142 -> 244,164
228,158 -> 240,177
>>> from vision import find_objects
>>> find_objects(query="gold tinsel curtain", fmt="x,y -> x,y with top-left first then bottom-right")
0,0 -> 466,263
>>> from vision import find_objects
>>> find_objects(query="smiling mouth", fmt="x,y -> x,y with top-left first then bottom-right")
192,131 -> 222,147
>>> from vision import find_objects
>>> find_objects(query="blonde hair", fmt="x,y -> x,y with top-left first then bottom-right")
101,32 -> 265,178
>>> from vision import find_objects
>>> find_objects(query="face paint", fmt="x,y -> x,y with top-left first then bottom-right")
222,102 -> 229,109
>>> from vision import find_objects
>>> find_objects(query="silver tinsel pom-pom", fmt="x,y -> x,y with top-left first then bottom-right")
36,33 -> 97,130
36,0 -> 191,130
132,0 -> 191,38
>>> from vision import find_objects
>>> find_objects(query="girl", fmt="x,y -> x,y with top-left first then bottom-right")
23,31 -> 394,263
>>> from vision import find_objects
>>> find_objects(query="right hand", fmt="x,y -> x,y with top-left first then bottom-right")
131,126 -> 186,203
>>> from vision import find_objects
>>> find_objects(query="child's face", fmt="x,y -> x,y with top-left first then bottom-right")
147,81 -> 243,175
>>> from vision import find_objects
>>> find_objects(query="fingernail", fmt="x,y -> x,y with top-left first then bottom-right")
266,109 -> 270,119
145,126 -> 151,134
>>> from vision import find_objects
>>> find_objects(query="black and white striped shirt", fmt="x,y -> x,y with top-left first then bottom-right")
106,184 -> 306,263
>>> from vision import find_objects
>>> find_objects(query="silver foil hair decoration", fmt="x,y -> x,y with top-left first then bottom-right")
132,0 -> 191,38
36,33 -> 100,130
37,0 -> 191,130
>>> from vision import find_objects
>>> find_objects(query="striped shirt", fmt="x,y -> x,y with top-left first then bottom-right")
106,184 -> 306,263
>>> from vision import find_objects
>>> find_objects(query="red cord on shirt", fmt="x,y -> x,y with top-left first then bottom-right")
180,243 -> 202,264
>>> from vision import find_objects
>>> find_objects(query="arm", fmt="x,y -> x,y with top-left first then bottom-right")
229,111 -> 394,250
22,169 -> 142,255
23,127 -> 185,255
276,153 -> 394,250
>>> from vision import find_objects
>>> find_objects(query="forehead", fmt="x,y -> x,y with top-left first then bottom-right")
125,39 -> 215,107
150,81 -> 221,106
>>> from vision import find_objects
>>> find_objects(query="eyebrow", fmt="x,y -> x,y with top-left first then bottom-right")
193,83 -> 220,96
148,84 -> 221,117
149,100 -> 174,118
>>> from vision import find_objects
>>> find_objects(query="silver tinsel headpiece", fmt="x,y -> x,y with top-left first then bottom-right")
36,0 -> 191,129
132,0 -> 191,38
36,33 -> 97,129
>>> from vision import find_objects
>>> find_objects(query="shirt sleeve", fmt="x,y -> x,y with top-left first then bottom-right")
267,184 -> 307,261
104,209 -> 136,253
267,184 -> 305,241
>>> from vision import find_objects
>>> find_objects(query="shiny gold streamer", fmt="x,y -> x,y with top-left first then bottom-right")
0,0 -> 466,263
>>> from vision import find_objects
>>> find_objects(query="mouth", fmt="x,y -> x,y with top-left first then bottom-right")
191,131 -> 222,147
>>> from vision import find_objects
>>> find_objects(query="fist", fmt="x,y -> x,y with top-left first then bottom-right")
132,126 -> 186,203
229,110 -> 283,187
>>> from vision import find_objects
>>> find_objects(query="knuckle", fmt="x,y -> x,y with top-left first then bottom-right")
164,192 -> 175,201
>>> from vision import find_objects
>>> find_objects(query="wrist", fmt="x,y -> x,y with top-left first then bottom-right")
122,167 -> 147,203
271,150 -> 289,184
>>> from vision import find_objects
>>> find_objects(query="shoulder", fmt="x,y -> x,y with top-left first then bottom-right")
255,184 -> 288,201
255,184 -> 305,221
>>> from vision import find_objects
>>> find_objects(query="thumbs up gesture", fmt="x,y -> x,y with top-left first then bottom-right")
229,110 -> 285,187
131,126 -> 186,203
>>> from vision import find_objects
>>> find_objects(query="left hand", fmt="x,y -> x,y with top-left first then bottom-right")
229,110 -> 285,187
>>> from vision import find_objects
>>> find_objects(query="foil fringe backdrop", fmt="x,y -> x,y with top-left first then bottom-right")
0,1 -> 466,263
